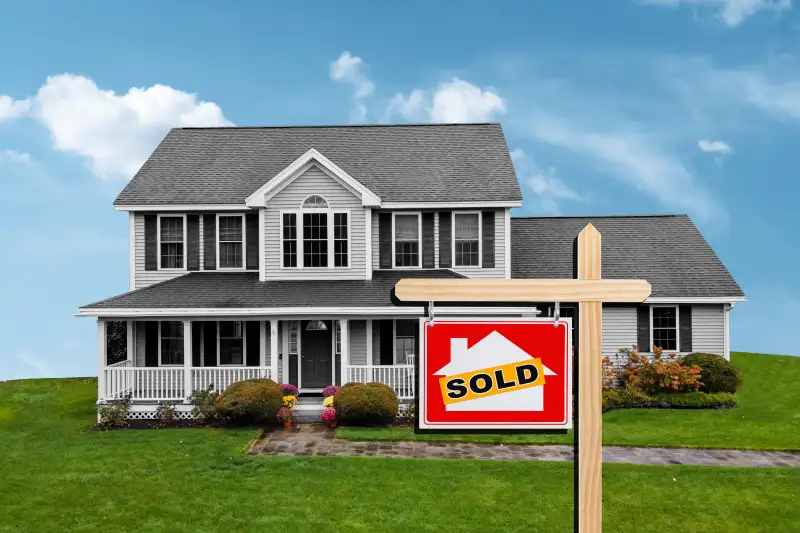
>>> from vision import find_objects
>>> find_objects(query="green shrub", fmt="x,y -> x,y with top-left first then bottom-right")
189,385 -> 220,424
334,382 -> 399,426
153,402 -> 178,428
215,378 -> 281,424
97,394 -> 131,428
602,386 -> 652,412
650,392 -> 737,409
395,402 -> 416,426
681,353 -> 743,393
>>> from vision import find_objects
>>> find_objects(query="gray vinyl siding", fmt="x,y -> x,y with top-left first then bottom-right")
133,213 -> 188,289
372,321 -> 381,365
602,305 -> 638,355
691,305 -> 725,355
348,320 -> 367,365
264,165 -> 367,280
370,209 -> 507,278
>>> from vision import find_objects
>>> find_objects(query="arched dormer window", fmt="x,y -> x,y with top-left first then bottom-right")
302,195 -> 329,208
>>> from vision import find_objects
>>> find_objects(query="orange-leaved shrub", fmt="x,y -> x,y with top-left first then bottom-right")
603,345 -> 703,394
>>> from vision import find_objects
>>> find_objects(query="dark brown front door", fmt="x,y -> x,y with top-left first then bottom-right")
301,320 -> 333,388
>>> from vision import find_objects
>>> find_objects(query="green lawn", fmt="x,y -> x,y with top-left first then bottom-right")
337,352 -> 800,450
1,376 -> 798,532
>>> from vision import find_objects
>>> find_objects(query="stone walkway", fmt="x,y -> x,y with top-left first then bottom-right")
246,424 -> 800,468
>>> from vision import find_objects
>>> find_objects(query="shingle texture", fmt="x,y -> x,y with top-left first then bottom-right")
511,215 -> 744,298
81,270 -> 464,309
114,123 -> 522,205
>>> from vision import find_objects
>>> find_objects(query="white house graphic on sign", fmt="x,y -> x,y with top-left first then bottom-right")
433,331 -> 556,411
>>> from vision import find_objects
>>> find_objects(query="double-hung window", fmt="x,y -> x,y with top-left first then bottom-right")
393,213 -> 420,267
158,215 -> 185,269
280,195 -> 349,269
219,321 -> 244,365
454,212 -> 480,267
651,306 -> 678,351
160,321 -> 184,365
218,215 -> 244,269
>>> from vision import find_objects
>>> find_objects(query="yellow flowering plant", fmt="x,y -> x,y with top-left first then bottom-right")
322,396 -> 334,408
282,395 -> 297,408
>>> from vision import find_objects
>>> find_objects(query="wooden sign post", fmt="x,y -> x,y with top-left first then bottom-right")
395,224 -> 651,533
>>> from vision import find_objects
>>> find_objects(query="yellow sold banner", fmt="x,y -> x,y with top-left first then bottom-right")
439,358 -> 547,405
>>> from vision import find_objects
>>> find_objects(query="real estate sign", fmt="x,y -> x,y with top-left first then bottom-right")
418,317 -> 573,430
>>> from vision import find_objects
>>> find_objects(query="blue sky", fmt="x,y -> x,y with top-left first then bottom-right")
1,0 -> 798,380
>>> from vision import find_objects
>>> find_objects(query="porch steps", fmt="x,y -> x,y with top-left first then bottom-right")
293,394 -> 324,423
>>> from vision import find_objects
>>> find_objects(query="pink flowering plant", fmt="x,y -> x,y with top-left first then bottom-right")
280,384 -> 299,396
276,407 -> 293,424
320,407 -> 336,426
321,385 -> 339,398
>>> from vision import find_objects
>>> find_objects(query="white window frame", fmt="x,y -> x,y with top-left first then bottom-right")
217,320 -> 247,367
649,305 -> 680,353
452,211 -> 482,268
391,212 -> 422,269
335,321 -> 341,355
393,319 -> 417,365
279,207 -> 352,270
300,194 -> 331,209
158,320 -> 184,367
156,214 -> 187,271
216,214 -> 246,270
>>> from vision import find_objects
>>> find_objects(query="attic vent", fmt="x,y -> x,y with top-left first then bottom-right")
302,195 -> 329,208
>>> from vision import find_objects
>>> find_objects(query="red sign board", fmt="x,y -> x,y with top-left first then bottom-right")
419,317 -> 573,430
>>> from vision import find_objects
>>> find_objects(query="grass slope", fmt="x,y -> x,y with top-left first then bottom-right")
337,352 -> 800,450
0,364 -> 797,531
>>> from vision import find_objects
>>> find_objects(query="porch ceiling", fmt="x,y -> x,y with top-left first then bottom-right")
80,270 -> 464,311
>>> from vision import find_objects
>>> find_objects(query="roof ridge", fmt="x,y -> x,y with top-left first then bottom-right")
175,122 -> 501,131
511,214 -> 688,220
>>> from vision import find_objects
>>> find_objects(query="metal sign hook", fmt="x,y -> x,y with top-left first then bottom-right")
553,301 -> 560,327
428,301 -> 435,327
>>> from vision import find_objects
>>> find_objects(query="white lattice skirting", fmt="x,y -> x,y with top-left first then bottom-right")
124,410 -> 196,420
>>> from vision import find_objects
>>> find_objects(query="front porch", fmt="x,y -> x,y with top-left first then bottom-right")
97,317 -> 416,405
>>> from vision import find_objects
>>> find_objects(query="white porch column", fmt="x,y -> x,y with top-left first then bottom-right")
270,320 -> 279,381
183,320 -> 192,401
365,208 -> 373,280
339,319 -> 349,386
97,319 -> 107,404
126,320 -> 134,365
282,322 -> 290,384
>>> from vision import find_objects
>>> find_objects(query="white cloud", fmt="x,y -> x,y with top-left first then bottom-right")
430,78 -> 506,123
0,94 -> 30,120
640,0 -> 792,27
510,148 -> 582,215
330,52 -> 375,123
697,139 -> 732,153
32,74 -> 231,179
0,149 -> 31,164
385,79 -> 506,123
14,350 -> 54,378
525,113 -> 726,224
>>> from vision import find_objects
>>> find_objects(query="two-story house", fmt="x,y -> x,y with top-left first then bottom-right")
78,123 -> 744,420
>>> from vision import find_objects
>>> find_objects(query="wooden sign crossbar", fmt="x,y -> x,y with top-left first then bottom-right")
394,224 -> 652,533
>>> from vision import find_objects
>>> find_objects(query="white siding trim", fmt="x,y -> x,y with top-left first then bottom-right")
128,212 -> 135,291
116,204 -> 247,212
504,208 -> 511,279
646,297 -> 746,304
365,207 -> 372,279
382,201 -> 522,209
258,208 -> 265,281
724,304 -> 731,361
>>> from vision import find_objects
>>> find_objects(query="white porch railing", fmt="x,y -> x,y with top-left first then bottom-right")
191,367 -> 271,393
101,366 -> 271,402
346,365 -> 415,400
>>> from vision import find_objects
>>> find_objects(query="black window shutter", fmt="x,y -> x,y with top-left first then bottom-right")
421,212 -> 435,268
379,320 -> 394,365
679,306 -> 692,352
246,321 -> 260,366
203,321 -> 217,367
378,213 -> 392,269
144,215 -> 157,271
482,211 -> 496,268
245,213 -> 259,270
191,322 -> 202,366
187,215 -> 200,271
637,306 -> 651,352
203,214 -> 216,270
144,321 -> 158,367
439,211 -> 452,268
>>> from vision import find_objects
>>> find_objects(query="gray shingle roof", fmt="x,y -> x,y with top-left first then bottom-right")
511,215 -> 744,298
114,123 -> 522,205
81,270 -> 464,310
